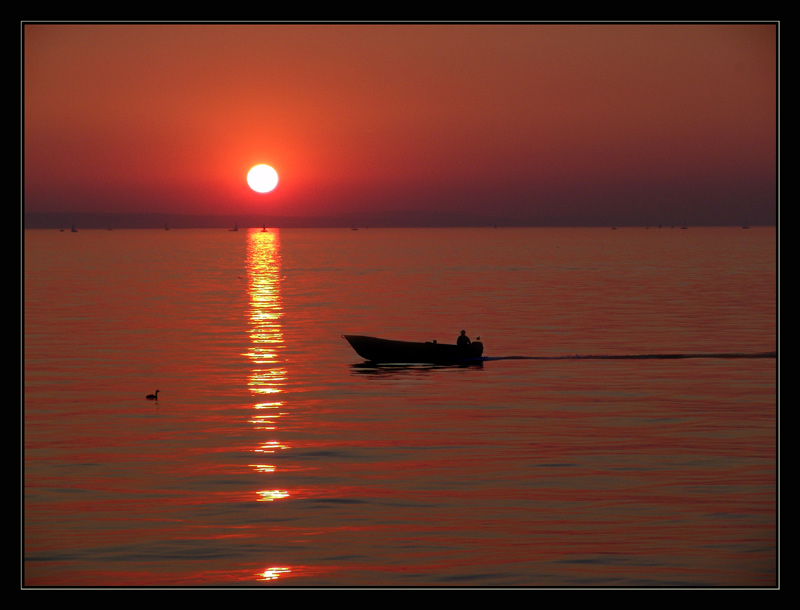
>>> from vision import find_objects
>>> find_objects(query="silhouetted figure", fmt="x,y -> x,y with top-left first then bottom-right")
457,330 -> 471,348
146,390 -> 160,400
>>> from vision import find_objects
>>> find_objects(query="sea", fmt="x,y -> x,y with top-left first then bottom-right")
22,225 -> 778,588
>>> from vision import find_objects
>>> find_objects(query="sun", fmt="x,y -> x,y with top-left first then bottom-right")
247,164 -> 279,193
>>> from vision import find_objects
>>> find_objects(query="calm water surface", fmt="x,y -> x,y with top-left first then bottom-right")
23,227 -> 777,587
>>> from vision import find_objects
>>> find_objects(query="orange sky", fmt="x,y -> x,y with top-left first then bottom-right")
23,23 -> 777,226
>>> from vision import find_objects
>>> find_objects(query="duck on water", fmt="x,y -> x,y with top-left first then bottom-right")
146,390 -> 160,400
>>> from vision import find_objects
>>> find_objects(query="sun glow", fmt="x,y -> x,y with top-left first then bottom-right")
247,164 -> 279,193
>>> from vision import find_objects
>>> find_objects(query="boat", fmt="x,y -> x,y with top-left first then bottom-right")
342,334 -> 484,364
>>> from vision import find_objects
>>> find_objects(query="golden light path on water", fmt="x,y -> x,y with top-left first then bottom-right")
244,228 -> 293,582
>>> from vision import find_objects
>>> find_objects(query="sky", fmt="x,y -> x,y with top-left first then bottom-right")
23,22 -> 778,226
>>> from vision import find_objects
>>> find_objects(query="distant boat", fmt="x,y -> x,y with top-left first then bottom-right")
342,334 -> 484,364
230,222 -> 238,232
71,223 -> 77,233
165,223 -> 170,231
261,224 -> 268,232
743,218 -> 751,229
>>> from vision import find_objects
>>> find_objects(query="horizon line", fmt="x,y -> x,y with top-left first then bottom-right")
22,211 -> 774,230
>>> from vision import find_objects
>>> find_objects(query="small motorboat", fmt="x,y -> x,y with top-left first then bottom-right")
343,334 -> 484,364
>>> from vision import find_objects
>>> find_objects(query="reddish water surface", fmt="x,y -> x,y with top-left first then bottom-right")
24,226 -> 777,587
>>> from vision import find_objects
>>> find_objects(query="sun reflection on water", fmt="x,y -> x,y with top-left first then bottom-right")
245,230 -> 295,578
257,567 -> 291,581
245,229 -> 288,494
256,490 -> 290,502
255,440 -> 291,454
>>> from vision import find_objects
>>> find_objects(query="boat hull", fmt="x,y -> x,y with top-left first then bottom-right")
343,335 -> 484,364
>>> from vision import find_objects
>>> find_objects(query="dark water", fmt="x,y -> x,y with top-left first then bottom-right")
23,226 -> 777,587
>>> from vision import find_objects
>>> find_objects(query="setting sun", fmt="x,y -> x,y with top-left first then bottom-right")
247,164 -> 279,193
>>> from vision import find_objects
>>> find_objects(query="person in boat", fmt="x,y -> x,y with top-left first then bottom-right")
457,330 -> 471,348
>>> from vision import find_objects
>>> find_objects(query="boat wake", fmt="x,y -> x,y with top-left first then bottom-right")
483,351 -> 776,361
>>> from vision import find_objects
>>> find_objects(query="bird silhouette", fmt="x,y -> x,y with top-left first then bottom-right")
146,390 -> 160,400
